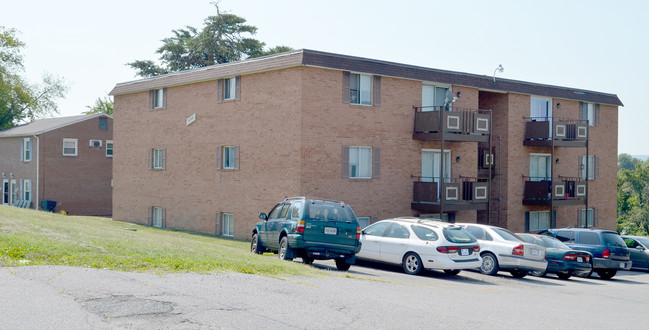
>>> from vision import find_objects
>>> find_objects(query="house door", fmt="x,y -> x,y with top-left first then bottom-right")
530,154 -> 551,181
422,85 -> 450,112
422,150 -> 451,198
2,179 -> 8,205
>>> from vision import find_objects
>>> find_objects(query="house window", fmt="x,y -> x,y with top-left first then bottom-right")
531,96 -> 552,121
216,146 -> 239,170
63,138 -> 78,156
579,208 -> 597,227
530,154 -> 551,181
581,102 -> 599,127
580,155 -> 598,180
106,140 -> 113,157
152,207 -> 165,228
224,77 -> 236,100
99,117 -> 108,130
357,217 -> 370,229
222,213 -> 234,237
349,146 -> 372,178
89,139 -> 102,148
23,179 -> 31,202
149,88 -> 167,109
350,73 -> 372,105
153,149 -> 165,170
422,84 -> 451,111
528,211 -> 552,232
22,137 -> 32,162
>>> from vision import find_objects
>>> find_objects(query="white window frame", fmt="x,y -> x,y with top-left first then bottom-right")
222,213 -> 234,237
23,179 -> 31,202
422,83 -> 452,110
582,102 -> 595,127
22,137 -> 32,162
153,149 -> 164,169
89,139 -> 102,148
223,146 -> 235,169
349,73 -> 372,106
580,208 -> 595,227
152,207 -> 163,228
224,77 -> 236,100
106,140 -> 113,157
154,89 -> 165,109
529,153 -> 551,181
580,155 -> 595,180
63,138 -> 78,156
349,146 -> 372,179
530,96 -> 552,121
529,211 -> 552,232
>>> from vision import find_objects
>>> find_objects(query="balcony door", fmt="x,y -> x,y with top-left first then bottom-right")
422,85 -> 450,112
530,154 -> 551,182
422,150 -> 451,199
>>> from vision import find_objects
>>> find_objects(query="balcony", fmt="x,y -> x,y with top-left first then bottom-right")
411,177 -> 489,212
522,177 -> 587,206
523,118 -> 588,148
413,106 -> 491,143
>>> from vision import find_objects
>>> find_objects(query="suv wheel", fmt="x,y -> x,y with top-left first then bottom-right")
480,252 -> 499,275
402,252 -> 423,275
335,258 -> 351,271
278,237 -> 293,261
596,269 -> 617,280
251,233 -> 265,254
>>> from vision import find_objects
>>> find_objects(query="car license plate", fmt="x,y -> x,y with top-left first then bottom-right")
460,248 -> 469,256
620,262 -> 626,268
577,257 -> 584,262
324,227 -> 337,235
531,249 -> 539,257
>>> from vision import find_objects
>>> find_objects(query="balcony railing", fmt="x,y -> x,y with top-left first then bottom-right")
522,176 -> 587,206
412,177 -> 489,212
413,106 -> 491,142
523,117 -> 588,147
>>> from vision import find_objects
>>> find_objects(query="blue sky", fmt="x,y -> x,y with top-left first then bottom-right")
2,0 -> 647,154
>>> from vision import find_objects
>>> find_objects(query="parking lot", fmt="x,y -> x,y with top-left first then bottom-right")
2,261 -> 648,329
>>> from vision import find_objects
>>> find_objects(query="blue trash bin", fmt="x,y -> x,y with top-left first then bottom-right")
41,200 -> 57,212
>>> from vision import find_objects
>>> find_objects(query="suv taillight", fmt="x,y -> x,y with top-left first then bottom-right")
602,249 -> 610,259
296,220 -> 305,233
356,226 -> 361,239
512,244 -> 524,256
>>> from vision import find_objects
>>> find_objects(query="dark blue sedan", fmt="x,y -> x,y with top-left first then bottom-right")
518,233 -> 592,279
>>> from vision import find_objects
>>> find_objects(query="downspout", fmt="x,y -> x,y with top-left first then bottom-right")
33,134 -> 39,211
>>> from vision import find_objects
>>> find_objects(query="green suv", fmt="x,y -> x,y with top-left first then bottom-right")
250,197 -> 362,271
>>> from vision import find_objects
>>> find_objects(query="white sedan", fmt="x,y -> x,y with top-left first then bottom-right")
456,223 -> 547,278
357,217 -> 482,275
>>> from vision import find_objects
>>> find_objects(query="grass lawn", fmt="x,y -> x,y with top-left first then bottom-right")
0,206 -> 321,277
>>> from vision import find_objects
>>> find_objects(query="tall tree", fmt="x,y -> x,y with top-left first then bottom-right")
0,26 -> 67,129
128,3 -> 291,77
617,155 -> 649,235
83,96 -> 113,116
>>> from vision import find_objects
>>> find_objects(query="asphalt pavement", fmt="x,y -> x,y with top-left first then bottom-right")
1,261 -> 648,329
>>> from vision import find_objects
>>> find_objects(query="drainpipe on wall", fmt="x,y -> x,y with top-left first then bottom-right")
33,134 -> 39,211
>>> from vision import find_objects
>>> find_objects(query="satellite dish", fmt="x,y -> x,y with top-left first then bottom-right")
444,89 -> 458,106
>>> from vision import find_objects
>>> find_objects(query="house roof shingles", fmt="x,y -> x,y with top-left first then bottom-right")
0,114 -> 110,138
110,49 -> 623,107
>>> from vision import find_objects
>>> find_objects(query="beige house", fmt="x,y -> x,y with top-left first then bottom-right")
110,49 -> 622,239
0,114 -> 113,215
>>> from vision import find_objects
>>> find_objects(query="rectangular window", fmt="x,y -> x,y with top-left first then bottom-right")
23,179 -> 31,202
106,140 -> 113,157
223,146 -> 235,169
528,211 -> 551,232
580,155 -> 597,180
579,208 -> 596,227
22,137 -> 32,162
152,207 -> 164,228
222,213 -> 234,237
530,154 -> 551,181
224,77 -> 236,100
350,73 -> 372,105
530,96 -> 552,121
349,146 -> 372,178
217,146 -> 239,170
154,89 -> 165,108
99,117 -> 108,130
153,149 -> 165,169
357,216 -> 370,229
63,138 -> 78,156
89,139 -> 102,148
422,85 -> 451,111
581,102 -> 599,127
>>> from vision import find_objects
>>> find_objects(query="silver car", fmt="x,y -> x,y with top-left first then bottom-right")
456,223 -> 547,278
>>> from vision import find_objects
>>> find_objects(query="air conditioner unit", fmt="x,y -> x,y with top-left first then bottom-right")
89,140 -> 102,148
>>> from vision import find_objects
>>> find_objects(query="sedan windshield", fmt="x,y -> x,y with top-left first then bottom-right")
492,227 -> 523,242
635,237 -> 649,247
443,227 -> 476,243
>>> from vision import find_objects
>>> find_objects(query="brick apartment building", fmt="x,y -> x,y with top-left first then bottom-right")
110,49 -> 622,240
0,114 -> 113,215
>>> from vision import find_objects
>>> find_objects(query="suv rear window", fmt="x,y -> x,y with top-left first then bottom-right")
579,232 -> 600,245
305,202 -> 355,222
443,227 -> 476,243
602,232 -> 626,248
555,230 -> 574,243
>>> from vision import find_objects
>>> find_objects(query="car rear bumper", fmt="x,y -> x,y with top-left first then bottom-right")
546,260 -> 592,274
498,254 -> 548,272
288,234 -> 361,259
422,256 -> 483,271
592,258 -> 632,271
